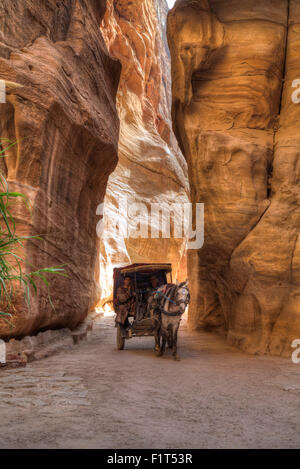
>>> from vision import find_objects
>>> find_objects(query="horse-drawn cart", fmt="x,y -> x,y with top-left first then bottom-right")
113,263 -> 172,350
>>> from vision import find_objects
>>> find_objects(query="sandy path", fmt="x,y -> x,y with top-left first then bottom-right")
0,316 -> 299,449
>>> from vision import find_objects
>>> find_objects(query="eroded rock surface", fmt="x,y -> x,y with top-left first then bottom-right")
168,0 -> 300,355
99,0 -> 189,301
0,0 -> 120,336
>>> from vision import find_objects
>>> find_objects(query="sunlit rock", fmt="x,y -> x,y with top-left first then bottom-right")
99,0 -> 189,304
168,0 -> 300,355
0,0 -> 120,336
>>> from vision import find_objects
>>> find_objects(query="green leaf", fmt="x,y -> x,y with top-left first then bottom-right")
0,145 -> 68,321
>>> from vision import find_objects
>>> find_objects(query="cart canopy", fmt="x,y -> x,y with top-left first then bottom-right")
116,263 -> 172,275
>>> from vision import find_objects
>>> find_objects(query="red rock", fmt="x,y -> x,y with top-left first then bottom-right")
168,0 -> 300,356
0,1 -> 121,337
99,0 -> 189,304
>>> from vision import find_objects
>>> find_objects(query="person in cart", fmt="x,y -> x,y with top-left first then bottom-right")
146,275 -> 164,318
115,276 -> 136,325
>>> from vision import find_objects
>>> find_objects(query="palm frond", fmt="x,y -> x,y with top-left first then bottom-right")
0,140 -> 68,329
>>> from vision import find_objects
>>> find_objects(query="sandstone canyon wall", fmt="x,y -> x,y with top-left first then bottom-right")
168,0 -> 300,355
99,0 -> 189,303
0,0 -> 120,337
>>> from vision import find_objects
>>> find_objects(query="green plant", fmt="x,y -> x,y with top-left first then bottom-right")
0,138 -> 67,328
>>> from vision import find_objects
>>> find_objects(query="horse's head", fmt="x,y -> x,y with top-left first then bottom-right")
176,280 -> 190,313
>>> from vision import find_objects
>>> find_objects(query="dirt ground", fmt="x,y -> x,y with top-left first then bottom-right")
0,315 -> 299,449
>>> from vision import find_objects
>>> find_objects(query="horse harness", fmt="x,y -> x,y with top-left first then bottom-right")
154,284 -> 190,317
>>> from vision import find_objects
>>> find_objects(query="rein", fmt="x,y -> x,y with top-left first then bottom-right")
157,292 -> 177,305
159,308 -> 184,317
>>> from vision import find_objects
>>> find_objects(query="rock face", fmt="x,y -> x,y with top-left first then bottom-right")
99,0 -> 189,302
168,0 -> 300,355
0,0 -> 120,337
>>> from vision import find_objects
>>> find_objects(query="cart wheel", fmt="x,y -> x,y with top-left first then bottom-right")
117,324 -> 125,350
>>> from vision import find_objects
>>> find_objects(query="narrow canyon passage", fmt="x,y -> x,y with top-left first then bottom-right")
1,0 -> 298,354
0,0 -> 300,452
0,316 -> 299,449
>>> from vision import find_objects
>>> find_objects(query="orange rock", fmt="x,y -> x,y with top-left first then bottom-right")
99,0 -> 189,302
0,0 -> 121,337
168,0 -> 300,355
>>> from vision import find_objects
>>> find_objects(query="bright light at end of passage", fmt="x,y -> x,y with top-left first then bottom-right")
167,0 -> 176,9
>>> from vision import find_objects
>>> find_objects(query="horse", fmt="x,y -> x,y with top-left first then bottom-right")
148,280 -> 190,361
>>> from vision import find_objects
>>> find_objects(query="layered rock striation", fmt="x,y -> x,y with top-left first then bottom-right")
99,0 -> 189,302
0,0 -> 120,336
168,0 -> 300,355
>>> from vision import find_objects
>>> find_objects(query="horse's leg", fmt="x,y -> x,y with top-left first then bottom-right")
172,322 -> 180,361
161,334 -> 167,356
153,313 -> 161,352
167,324 -> 173,349
158,332 -> 166,357
154,326 -> 160,352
